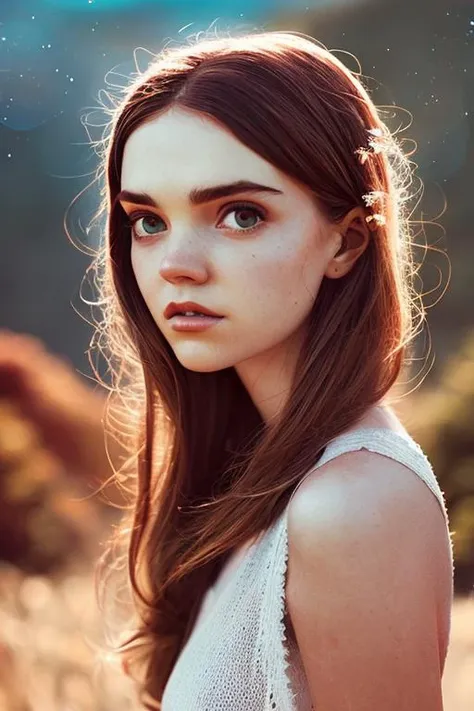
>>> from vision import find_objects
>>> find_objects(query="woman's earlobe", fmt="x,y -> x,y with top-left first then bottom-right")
325,261 -> 348,279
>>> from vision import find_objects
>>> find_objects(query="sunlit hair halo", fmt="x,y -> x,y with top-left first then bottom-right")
90,30 -> 425,709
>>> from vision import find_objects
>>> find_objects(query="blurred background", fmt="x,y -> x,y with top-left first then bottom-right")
0,0 -> 473,709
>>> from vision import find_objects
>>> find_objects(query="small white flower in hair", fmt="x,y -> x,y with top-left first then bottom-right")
365,213 -> 386,230
355,127 -> 390,164
362,190 -> 386,207
355,147 -> 370,164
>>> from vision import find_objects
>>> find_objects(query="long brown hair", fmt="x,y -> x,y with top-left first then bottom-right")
92,30 -> 421,708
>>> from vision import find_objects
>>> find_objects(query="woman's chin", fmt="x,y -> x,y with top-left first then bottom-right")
173,348 -> 233,373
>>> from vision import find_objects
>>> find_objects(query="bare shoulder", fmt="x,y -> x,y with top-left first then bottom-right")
287,447 -> 451,590
287,447 -> 446,542
285,448 -> 453,710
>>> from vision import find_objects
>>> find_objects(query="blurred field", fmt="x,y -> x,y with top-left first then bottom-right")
0,564 -> 472,709
0,563 -> 136,711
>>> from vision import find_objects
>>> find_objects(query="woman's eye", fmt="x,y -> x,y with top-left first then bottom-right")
218,204 -> 266,233
129,214 -> 165,240
127,203 -> 266,242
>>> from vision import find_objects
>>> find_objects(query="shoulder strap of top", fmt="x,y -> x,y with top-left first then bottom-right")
285,427 -> 450,527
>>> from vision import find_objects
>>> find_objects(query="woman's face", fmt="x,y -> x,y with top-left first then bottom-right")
119,107 -> 341,375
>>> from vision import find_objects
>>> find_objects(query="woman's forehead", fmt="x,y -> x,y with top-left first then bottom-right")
120,109 -> 298,203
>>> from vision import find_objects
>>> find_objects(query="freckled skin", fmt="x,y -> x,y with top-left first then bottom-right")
120,107 -> 342,424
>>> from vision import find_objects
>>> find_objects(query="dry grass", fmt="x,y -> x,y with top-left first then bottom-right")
0,563 -> 136,711
0,561 -> 472,710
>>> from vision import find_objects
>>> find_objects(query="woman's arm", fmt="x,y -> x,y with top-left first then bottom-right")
286,449 -> 452,711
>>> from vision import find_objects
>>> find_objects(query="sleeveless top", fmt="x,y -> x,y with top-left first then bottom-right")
161,427 -> 454,711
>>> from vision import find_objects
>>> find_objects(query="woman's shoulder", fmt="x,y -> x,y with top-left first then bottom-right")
285,402 -> 449,553
283,407 -> 454,675
286,445 -> 439,537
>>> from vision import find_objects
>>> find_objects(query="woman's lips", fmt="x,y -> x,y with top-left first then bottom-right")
169,315 -> 224,332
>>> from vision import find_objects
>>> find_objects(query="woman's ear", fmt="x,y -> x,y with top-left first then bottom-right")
325,206 -> 371,279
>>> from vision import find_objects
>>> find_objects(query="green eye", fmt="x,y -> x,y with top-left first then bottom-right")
232,208 -> 259,229
129,214 -> 165,240
218,203 -> 266,233
141,216 -> 162,234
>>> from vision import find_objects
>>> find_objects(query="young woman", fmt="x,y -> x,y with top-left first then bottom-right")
93,30 -> 454,710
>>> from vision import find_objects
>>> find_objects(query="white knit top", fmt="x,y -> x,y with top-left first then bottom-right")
161,427 -> 454,710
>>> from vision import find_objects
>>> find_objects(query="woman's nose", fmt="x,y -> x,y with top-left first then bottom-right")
158,228 -> 209,283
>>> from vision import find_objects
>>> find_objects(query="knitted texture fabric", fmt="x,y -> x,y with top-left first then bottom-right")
161,428 -> 454,710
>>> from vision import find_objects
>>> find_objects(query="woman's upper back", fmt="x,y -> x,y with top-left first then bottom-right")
160,419 -> 454,711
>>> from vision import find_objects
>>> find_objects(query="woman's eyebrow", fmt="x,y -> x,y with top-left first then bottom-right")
116,180 -> 284,208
